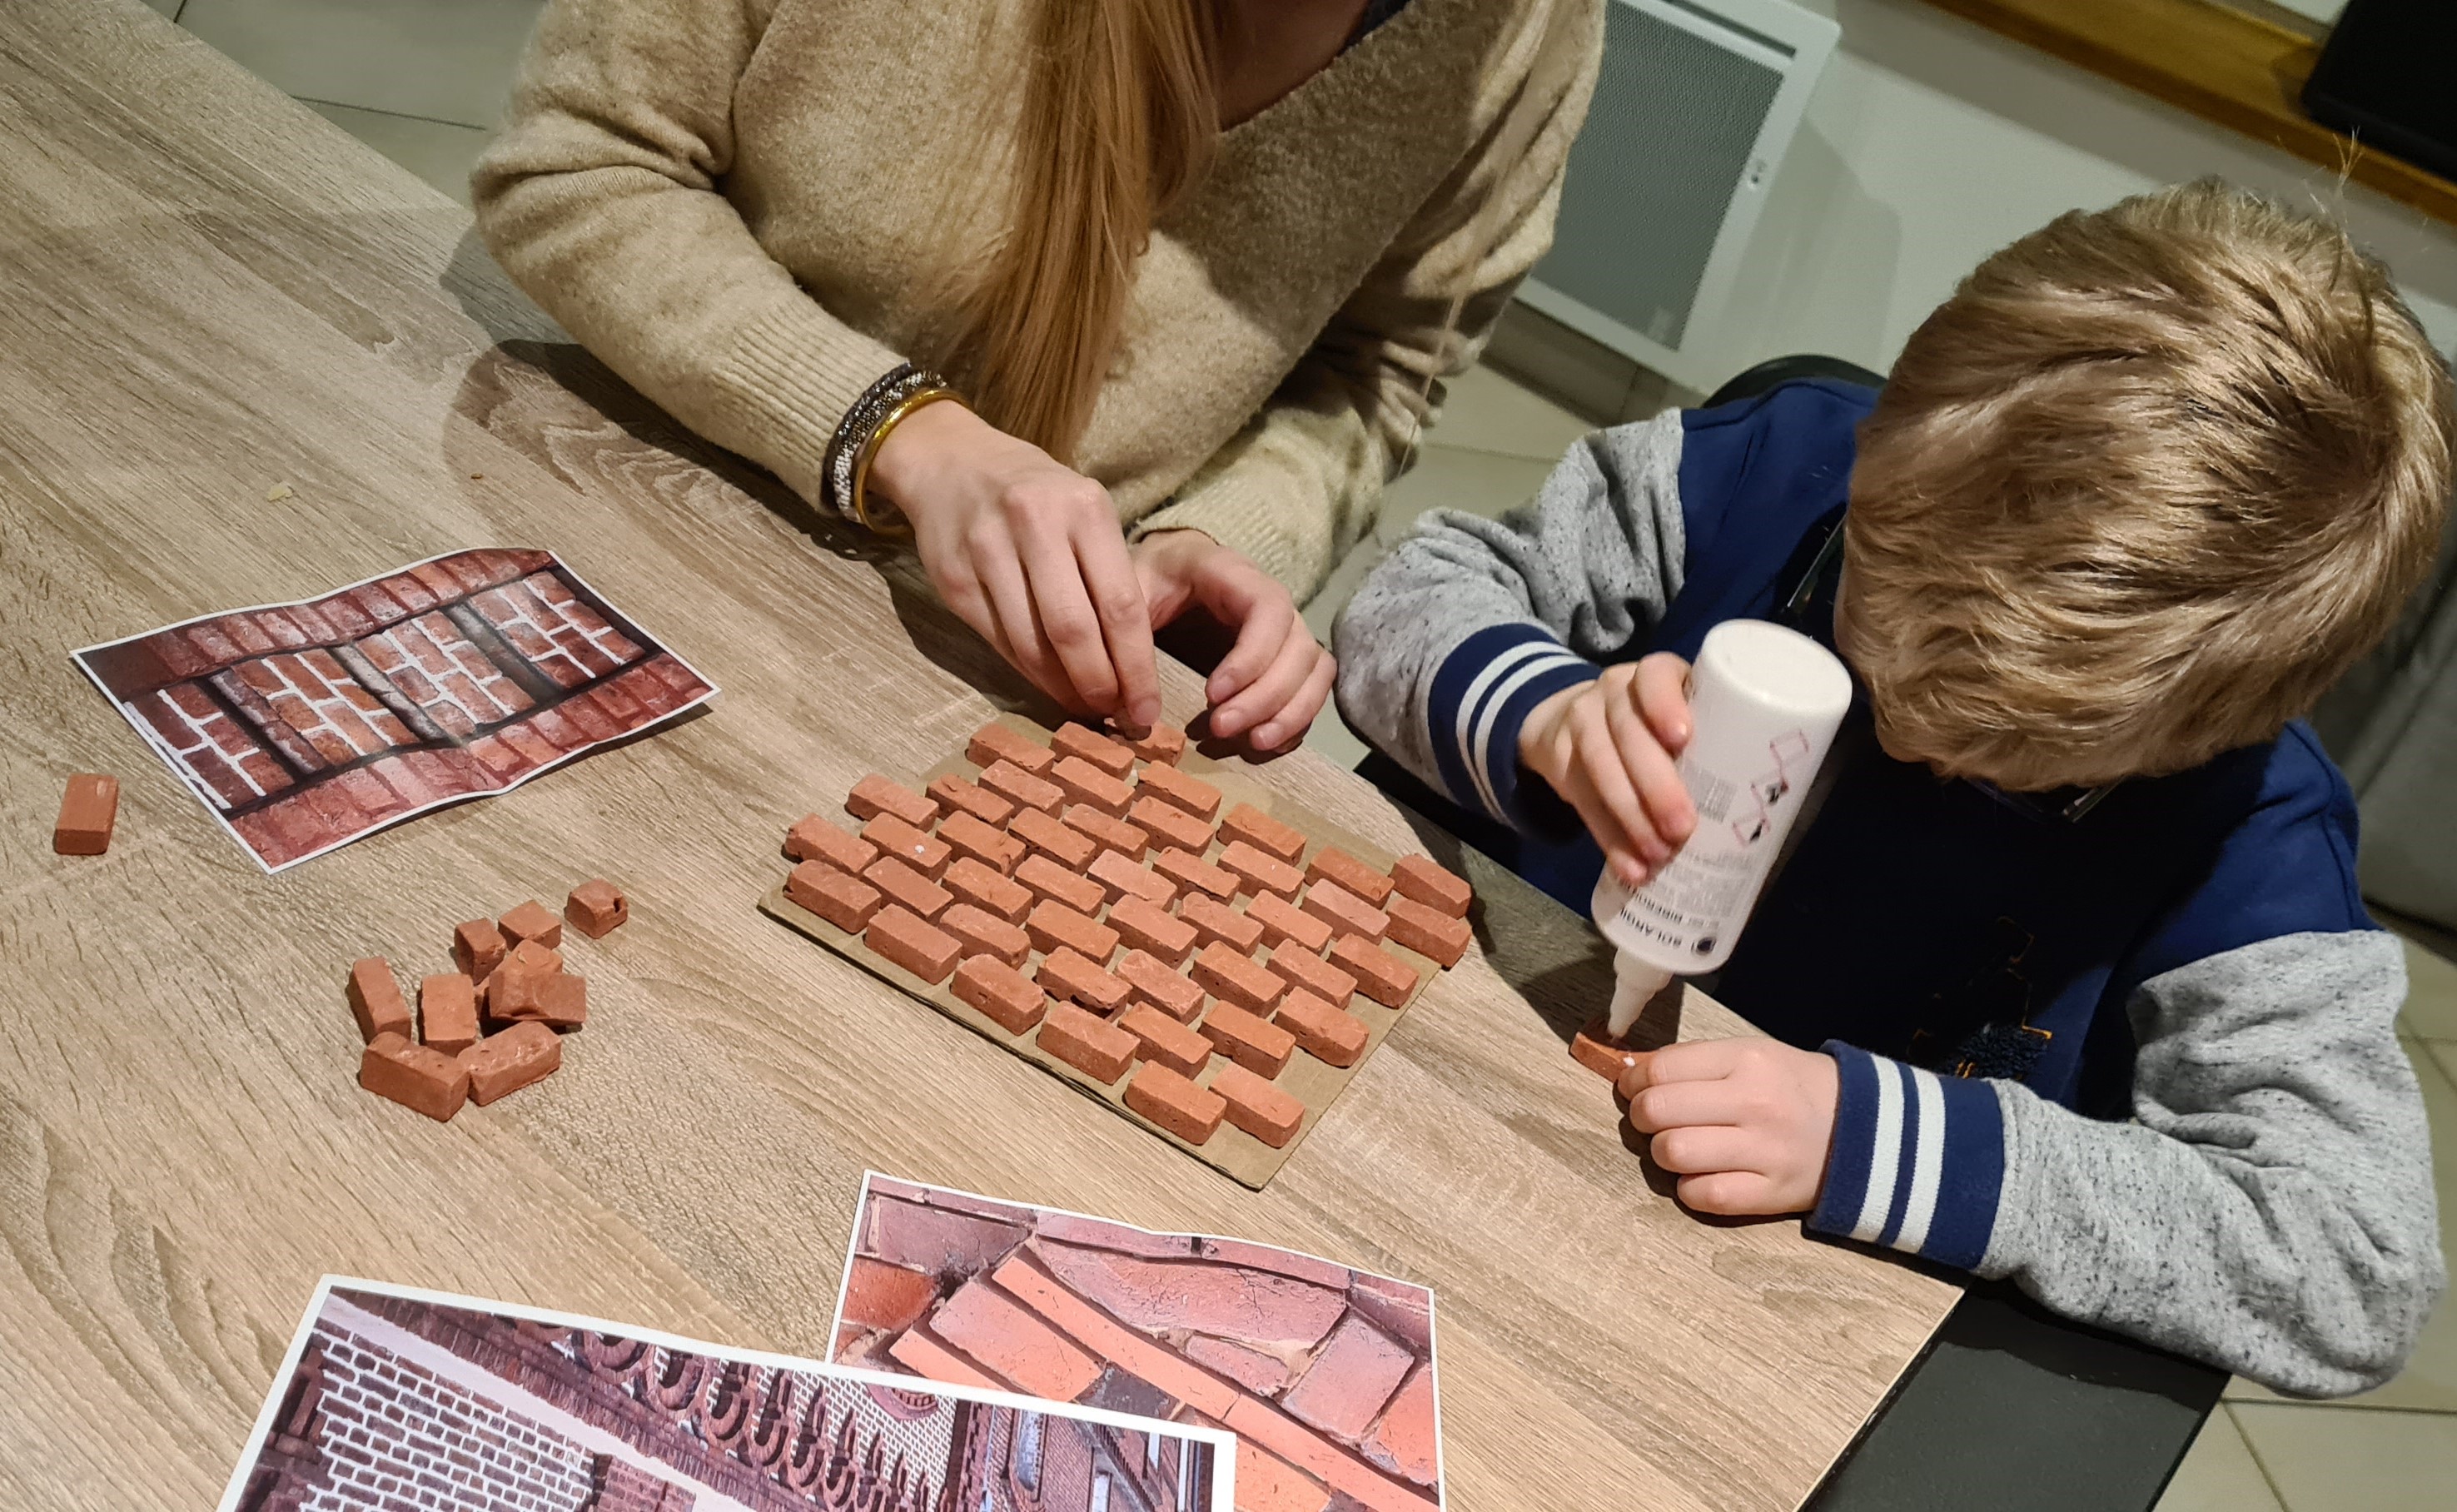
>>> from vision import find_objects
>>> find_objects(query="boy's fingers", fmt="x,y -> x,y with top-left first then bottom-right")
1636,654 -> 1694,752
1633,1037 -> 1755,1086
1626,1078 -> 1744,1135
1573,709 -> 1667,866
1607,690 -> 1694,847
1555,762 -> 1649,889
1677,1171 -> 1781,1216
1647,1125 -> 1768,1176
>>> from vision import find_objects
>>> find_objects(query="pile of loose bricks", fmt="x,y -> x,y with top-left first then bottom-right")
775,719 -> 1473,1155
347,879 -> 628,1122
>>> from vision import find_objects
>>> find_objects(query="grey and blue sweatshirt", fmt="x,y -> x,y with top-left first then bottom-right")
1332,380 -> 2445,1396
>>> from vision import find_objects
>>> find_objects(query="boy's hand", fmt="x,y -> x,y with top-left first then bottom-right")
1518,653 -> 1695,888
1619,1039 -> 1839,1216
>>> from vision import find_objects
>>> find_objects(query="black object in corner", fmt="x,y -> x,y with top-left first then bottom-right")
2301,0 -> 2457,186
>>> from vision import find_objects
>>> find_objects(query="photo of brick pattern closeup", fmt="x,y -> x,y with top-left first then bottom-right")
75,549 -> 714,870
833,1177 -> 1442,1512
224,1281 -> 1222,1512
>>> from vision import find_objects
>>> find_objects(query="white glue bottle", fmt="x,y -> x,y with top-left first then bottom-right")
1593,619 -> 1854,1037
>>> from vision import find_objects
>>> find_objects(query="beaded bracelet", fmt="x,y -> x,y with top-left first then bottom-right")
823,363 -> 962,530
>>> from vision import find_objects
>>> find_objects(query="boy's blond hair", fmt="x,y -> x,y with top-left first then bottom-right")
1837,181 -> 2455,790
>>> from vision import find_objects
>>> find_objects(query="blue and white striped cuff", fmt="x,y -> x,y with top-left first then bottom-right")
1808,1043 -> 2005,1271
1425,624 -> 1600,828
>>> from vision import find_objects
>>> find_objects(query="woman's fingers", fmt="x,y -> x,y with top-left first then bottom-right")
1199,568 -> 1287,711
1072,518 -> 1161,729
1251,646 -> 1336,752
1017,524 -> 1123,714
974,544 -> 1070,704
1211,613 -> 1317,739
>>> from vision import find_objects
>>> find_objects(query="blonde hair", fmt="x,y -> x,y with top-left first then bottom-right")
1837,180 -> 2455,790
944,0 -> 1222,462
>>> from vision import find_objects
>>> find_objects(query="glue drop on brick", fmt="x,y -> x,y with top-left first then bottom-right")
1594,619 -> 1853,1036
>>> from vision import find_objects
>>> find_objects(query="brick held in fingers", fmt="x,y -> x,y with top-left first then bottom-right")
493,971 -> 588,1031
1009,808 -> 1097,871
1118,1003 -> 1214,1077
1199,1002 -> 1296,1077
1219,801 -> 1306,864
1135,760 -> 1221,820
1218,839 -> 1303,900
863,813 -> 952,878
1108,897 -> 1197,967
865,904 -> 963,984
452,918 -> 509,979
1306,846 -> 1395,908
498,898 -> 564,949
945,856 -> 1032,923
1272,945 -> 1358,1009
1037,947 -> 1132,1015
1127,793 -> 1214,854
1112,720 -> 1186,764
968,721 -> 1054,774
462,1020 -> 562,1106
942,903 -> 1031,968
952,956 -> 1048,1034
1385,893 -> 1472,967
1191,941 -> 1287,1015
1088,848 -> 1173,908
1037,1001 -> 1138,1082
52,773 -> 118,855
1123,1061 -> 1226,1144
1154,847 -> 1237,901
1016,853 -> 1107,916
1115,948 -> 1206,1022
1276,987 -> 1369,1068
1025,899 -> 1119,964
1246,893 -> 1332,954
419,973 -> 480,1054
1302,879 -> 1389,943
787,858 -> 883,932
360,1032 -> 469,1122
937,810 -> 1024,874
862,855 -> 953,920
1063,804 -> 1150,861
1179,893 -> 1264,955
846,773 -> 938,828
784,813 -> 878,874
1211,1062 -> 1305,1147
977,758 -> 1064,814
346,957 -> 413,1042
1332,933 -> 1420,1008
1390,853 -> 1473,918
565,878 -> 628,938
1049,754 -> 1134,816
928,772 -> 1015,827
1052,720 -> 1136,777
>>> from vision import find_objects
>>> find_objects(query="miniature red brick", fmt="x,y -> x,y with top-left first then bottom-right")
1037,1001 -> 1137,1082
938,811 -> 1024,874
1211,1062 -> 1305,1147
942,903 -> 1031,968
1062,804 -> 1150,861
1010,808 -> 1097,870
499,898 -> 564,950
866,904 -> 963,984
1571,1020 -> 1649,1081
494,971 -> 589,1031
863,813 -> 952,878
565,879 -> 628,939
450,918 -> 508,982
1385,893 -> 1472,967
1026,898 -> 1120,964
787,858 -> 884,932
1016,853 -> 1107,915
1306,847 -> 1396,907
1246,892 -> 1333,954
360,1032 -> 468,1122
953,956 -> 1048,1033
846,773 -> 938,828
977,758 -> 1064,814
1113,721 -> 1186,764
1302,879 -> 1389,943
1049,754 -> 1134,817
1179,893 -> 1265,955
1390,853 -> 1473,918
502,938 -> 565,976
1153,847 -> 1236,901
346,957 -> 412,1042
968,721 -> 1054,774
1332,933 -> 1420,1008
1191,941 -> 1288,1015
945,856 -> 1033,923
1199,1002 -> 1295,1077
1052,720 -> 1136,777
1123,800 -> 1206,859
1088,848 -> 1173,907
1219,802 -> 1306,864
1116,948 -> 1206,1022
1276,987 -> 1369,1068
419,973 -> 480,1053
784,813 -> 879,873
1218,839 -> 1304,900
1117,1000 -> 1215,1080
1123,1061 -> 1226,1143
1037,948 -> 1132,1015
928,772 -> 1016,827
862,855 -> 953,920
1108,897 -> 1196,966
462,1020 -> 562,1106
1273,945 -> 1359,1008
52,773 -> 117,855
1135,760 -> 1221,820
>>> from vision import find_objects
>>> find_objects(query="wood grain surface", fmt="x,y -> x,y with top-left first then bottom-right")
0,5 -> 1958,1510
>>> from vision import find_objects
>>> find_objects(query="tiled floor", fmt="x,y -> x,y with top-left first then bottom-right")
172,6 -> 2457,1505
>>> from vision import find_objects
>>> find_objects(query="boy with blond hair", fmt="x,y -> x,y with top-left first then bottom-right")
1334,182 -> 2452,1394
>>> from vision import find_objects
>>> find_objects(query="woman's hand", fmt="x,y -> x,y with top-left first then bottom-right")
868,400 -> 1162,729
1517,653 -> 1695,889
1133,530 -> 1333,754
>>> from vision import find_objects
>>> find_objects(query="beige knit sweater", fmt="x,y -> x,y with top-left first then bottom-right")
473,0 -> 1602,601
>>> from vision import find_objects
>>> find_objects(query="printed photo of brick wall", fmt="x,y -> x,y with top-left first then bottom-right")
831,1176 -> 1441,1512
75,549 -> 715,871
222,1281 -> 1226,1512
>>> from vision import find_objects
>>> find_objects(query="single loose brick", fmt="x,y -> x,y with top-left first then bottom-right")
1048,754 -> 1133,816
1191,941 -> 1287,1015
1332,933 -> 1420,1007
1302,879 -> 1389,942
1116,948 -> 1206,1021
1200,1002 -> 1295,1077
1063,804 -> 1149,860
846,773 -> 937,828
52,773 -> 117,855
968,721 -> 1053,774
1052,720 -> 1135,777
1246,893 -> 1332,953
1390,853 -> 1473,918
1136,761 -> 1221,820
1026,899 -> 1119,963
938,810 -> 1024,873
462,1020 -> 562,1106
1088,848 -> 1173,907
942,903 -> 1030,968
784,813 -> 878,873
863,813 -> 952,878
360,1032 -> 468,1122
1037,947 -> 1132,1014
1219,839 -> 1304,900
1127,793 -> 1214,853
347,957 -> 412,1042
499,898 -> 564,949
565,878 -> 628,938
866,904 -> 962,984
862,855 -> 953,919
977,758 -> 1063,814
419,973 -> 480,1053
928,773 -> 1015,826
1385,893 -> 1472,967
945,856 -> 1032,923
787,858 -> 883,932
1179,893 -> 1264,954
1220,802 -> 1306,863
1212,1062 -> 1306,1147
953,956 -> 1047,1033
502,938 -> 564,976
1123,1061 -> 1225,1143
1276,987 -> 1369,1068
1306,847 -> 1395,907
1273,944 -> 1358,1007
1010,808 -> 1097,870
450,918 -> 507,981
1119,1003 -> 1214,1077
493,971 -> 588,1031
1037,1001 -> 1136,1082
1109,897 -> 1196,966
1016,853 -> 1107,915
1114,721 -> 1186,764
1153,847 -> 1236,901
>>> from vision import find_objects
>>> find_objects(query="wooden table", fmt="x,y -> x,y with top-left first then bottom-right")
0,4 -> 1958,1509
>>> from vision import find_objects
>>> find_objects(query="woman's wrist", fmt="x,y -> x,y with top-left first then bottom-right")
866,395 -> 996,523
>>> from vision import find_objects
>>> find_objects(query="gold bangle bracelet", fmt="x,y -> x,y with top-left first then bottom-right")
848,388 -> 964,538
